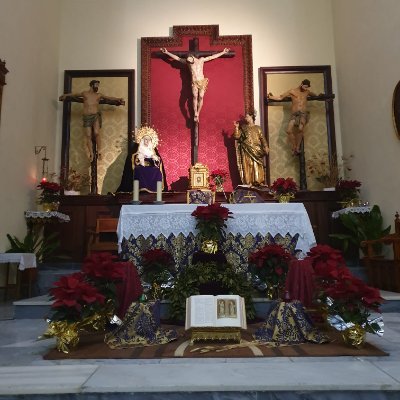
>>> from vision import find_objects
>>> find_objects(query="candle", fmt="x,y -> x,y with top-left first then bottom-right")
156,181 -> 162,202
133,180 -> 139,202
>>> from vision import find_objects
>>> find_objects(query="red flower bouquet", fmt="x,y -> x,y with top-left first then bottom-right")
248,244 -> 293,291
50,272 -> 105,322
335,178 -> 362,203
305,244 -> 384,333
210,168 -> 229,190
37,180 -> 61,204
82,252 -> 126,306
324,270 -> 384,332
141,248 -> 175,285
306,244 -> 347,280
271,177 -> 298,195
191,203 -> 232,241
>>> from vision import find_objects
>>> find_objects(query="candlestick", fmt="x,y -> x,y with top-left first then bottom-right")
133,180 -> 139,202
156,181 -> 162,202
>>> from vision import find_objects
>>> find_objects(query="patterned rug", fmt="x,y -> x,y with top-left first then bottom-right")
43,323 -> 388,360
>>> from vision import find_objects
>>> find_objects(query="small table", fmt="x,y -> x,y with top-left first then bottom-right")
0,253 -> 37,300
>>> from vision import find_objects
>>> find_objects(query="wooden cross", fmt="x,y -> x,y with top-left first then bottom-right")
266,93 -> 335,190
156,38 -> 235,165
59,96 -> 123,195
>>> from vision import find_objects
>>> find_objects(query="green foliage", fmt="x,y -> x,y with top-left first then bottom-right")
329,205 -> 391,255
167,261 -> 255,322
6,230 -> 60,263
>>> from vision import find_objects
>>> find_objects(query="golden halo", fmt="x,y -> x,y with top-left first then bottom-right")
133,126 -> 159,147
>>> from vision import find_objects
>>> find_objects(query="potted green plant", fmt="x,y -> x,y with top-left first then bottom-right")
329,205 -> 391,259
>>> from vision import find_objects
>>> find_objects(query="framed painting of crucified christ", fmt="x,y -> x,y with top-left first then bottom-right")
60,69 -> 135,194
141,25 -> 254,191
260,65 -> 336,190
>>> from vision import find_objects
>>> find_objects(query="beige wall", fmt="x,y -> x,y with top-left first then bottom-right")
5,0 -> 398,250
0,0 -> 61,251
332,0 -> 400,226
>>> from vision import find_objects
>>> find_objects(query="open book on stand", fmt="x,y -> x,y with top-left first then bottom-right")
185,294 -> 247,330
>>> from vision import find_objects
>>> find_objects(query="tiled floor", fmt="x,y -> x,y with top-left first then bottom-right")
1,296 -> 400,399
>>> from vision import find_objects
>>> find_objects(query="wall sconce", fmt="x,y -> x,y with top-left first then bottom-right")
35,146 -> 49,181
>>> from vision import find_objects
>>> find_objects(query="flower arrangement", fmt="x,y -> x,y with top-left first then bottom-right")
271,177 -> 298,202
210,168 -> 229,191
322,269 -> 383,331
191,203 -> 232,242
307,152 -> 340,188
141,248 -> 176,286
49,272 -> 106,323
37,179 -> 61,204
305,244 -> 384,335
60,167 -> 89,192
43,252 -> 136,352
335,178 -> 362,205
248,244 -> 293,297
81,252 -> 126,307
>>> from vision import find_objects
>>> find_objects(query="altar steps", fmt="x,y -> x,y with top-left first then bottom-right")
10,290 -> 400,320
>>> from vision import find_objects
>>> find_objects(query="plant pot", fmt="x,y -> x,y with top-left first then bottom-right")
64,190 -> 80,196
342,324 -> 366,348
41,202 -> 60,212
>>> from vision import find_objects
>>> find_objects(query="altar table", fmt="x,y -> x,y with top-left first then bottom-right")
0,253 -> 37,300
117,203 -> 316,272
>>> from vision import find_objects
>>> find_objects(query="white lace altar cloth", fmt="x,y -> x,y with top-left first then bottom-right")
118,203 -> 316,253
24,211 -> 70,223
331,206 -> 372,219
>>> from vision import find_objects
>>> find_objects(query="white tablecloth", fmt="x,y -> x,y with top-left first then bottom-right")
24,211 -> 70,223
0,253 -> 37,270
118,203 -> 316,253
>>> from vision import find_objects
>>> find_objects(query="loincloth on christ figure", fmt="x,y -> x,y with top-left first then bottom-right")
289,111 -> 310,128
192,78 -> 209,92
83,112 -> 102,128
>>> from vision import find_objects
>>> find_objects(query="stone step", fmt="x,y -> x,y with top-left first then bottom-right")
12,291 -> 400,320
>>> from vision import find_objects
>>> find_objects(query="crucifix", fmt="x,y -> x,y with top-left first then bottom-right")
266,90 -> 335,190
59,81 -> 125,194
157,38 -> 235,164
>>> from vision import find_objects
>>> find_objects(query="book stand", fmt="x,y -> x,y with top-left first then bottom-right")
189,327 -> 241,345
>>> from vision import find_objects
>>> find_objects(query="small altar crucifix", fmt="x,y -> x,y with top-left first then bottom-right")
59,81 -> 125,194
157,38 -> 234,164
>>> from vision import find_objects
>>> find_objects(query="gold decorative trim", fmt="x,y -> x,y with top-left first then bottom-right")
189,327 -> 241,345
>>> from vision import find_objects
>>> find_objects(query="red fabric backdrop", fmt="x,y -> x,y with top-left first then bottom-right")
142,27 -> 253,192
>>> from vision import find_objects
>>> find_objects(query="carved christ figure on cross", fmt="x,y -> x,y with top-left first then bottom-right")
160,47 -> 230,123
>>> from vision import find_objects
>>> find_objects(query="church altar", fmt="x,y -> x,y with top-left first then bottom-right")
117,203 -> 316,271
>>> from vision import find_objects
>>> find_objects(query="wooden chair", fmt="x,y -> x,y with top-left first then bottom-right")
361,212 -> 400,292
87,218 -> 119,256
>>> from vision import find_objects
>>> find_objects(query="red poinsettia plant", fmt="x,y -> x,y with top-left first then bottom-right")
141,248 -> 176,285
271,177 -> 298,195
248,244 -> 294,288
305,244 -> 384,333
191,203 -> 232,242
49,272 -> 105,322
37,179 -> 61,204
335,178 -> 362,202
82,252 -> 127,306
210,168 -> 229,188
